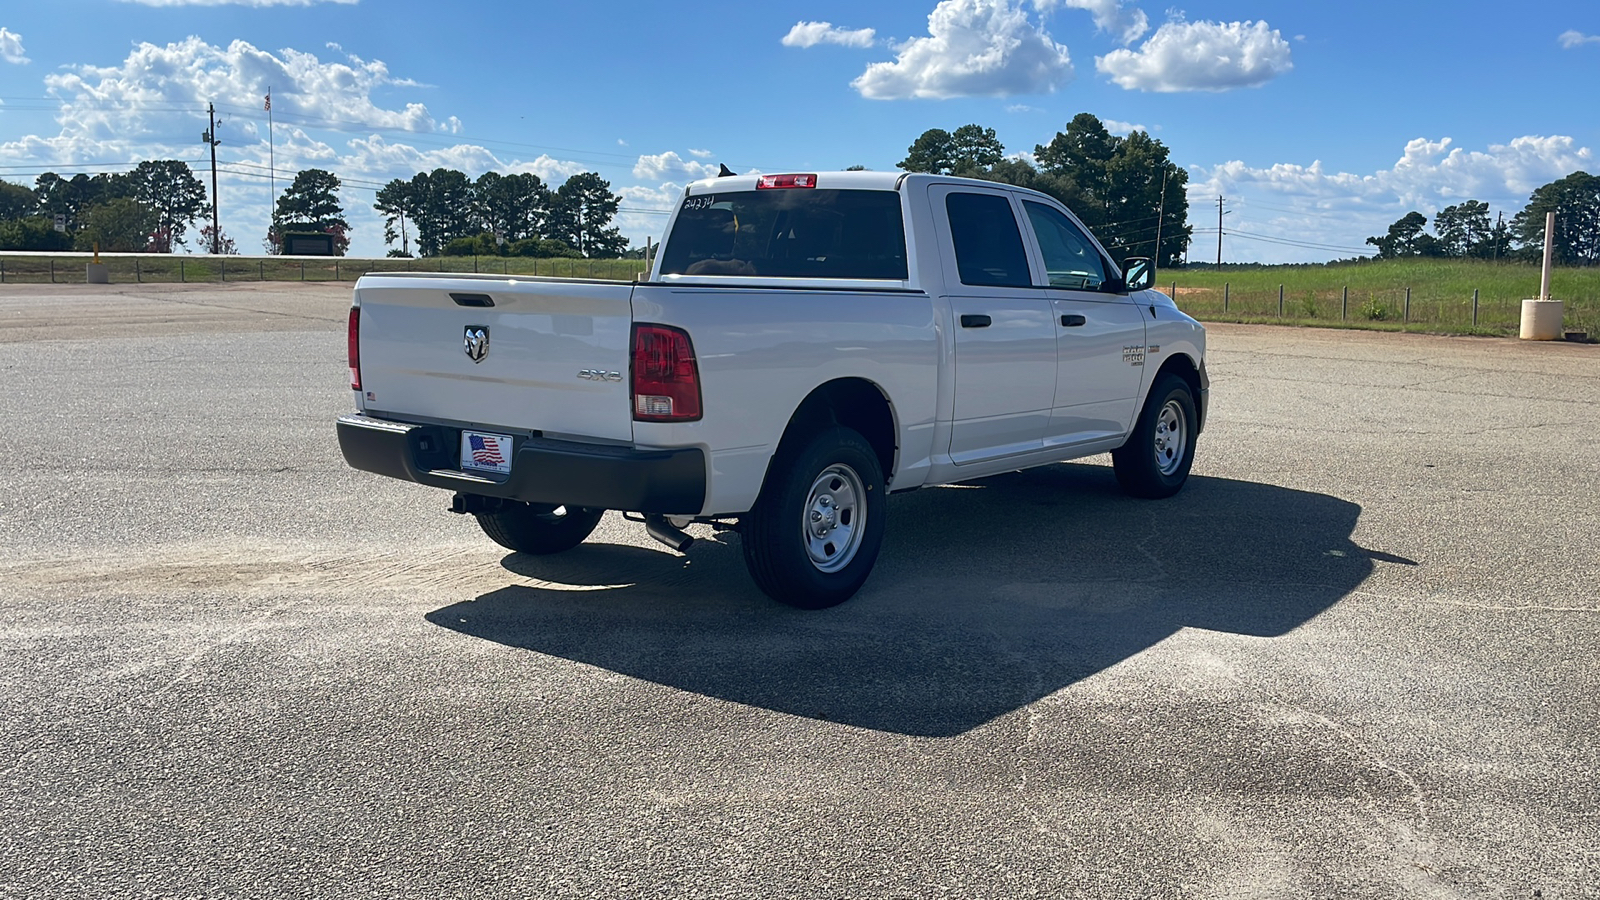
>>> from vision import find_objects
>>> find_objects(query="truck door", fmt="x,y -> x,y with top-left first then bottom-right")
929,185 -> 1057,465
1017,199 -> 1147,447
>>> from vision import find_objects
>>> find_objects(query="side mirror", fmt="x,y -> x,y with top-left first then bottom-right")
1122,257 -> 1154,292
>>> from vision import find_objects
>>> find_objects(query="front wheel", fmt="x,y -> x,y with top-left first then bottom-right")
1112,373 -> 1198,499
741,427 -> 887,609
474,502 -> 604,555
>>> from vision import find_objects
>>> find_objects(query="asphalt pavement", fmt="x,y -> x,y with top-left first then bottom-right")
0,282 -> 1596,898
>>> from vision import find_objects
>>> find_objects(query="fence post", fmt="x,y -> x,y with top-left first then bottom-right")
1342,286 -> 1348,321
1,259 -> 5,283
1404,287 -> 1411,322
136,259 -> 141,283
51,259 -> 55,283
1472,289 -> 1479,328
1169,281 -> 1176,300
473,255 -> 479,274
1223,282 -> 1229,313
180,259 -> 185,283
259,261 -> 264,281
1278,284 -> 1284,317
221,258 -> 226,282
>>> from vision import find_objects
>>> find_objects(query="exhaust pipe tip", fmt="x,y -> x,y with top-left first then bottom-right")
645,515 -> 695,553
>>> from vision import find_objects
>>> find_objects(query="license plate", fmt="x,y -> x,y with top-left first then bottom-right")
460,430 -> 513,475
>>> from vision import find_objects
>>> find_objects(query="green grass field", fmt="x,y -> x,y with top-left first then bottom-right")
1161,259 -> 1600,336
0,254 -> 645,286
2,253 -> 1596,337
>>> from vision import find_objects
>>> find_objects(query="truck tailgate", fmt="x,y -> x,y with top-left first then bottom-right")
354,275 -> 636,443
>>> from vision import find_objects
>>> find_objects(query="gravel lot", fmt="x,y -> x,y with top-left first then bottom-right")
1,282 -> 1596,898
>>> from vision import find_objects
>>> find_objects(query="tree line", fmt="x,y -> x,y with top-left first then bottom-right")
0,161 -> 214,253
1367,172 -> 1600,265
372,169 -> 628,259
0,161 -> 633,260
894,113 -> 1193,269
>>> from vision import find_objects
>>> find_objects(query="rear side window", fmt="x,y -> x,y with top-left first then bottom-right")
945,192 -> 1031,288
659,189 -> 908,279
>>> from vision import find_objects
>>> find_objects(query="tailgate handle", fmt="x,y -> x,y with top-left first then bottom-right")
959,314 -> 991,328
450,293 -> 495,308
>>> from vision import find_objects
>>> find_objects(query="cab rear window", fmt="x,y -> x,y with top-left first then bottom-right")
659,189 -> 908,280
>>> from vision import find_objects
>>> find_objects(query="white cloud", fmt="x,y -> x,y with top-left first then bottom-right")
1558,30 -> 1600,49
782,21 -> 877,49
688,148 -> 713,158
1101,118 -> 1149,135
1096,18 -> 1292,92
0,36 -> 604,257
1006,103 -> 1042,113
43,37 -> 454,144
120,0 -> 358,6
852,0 -> 1073,100
1185,134 -> 1595,263
1037,0 -> 1147,45
633,151 -> 719,181
0,27 -> 27,65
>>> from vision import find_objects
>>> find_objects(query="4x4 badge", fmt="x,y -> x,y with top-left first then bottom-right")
464,325 -> 489,363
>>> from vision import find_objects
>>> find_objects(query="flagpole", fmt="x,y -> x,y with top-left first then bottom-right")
266,88 -> 275,247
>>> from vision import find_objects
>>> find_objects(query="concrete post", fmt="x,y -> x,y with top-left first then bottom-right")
1522,211 -> 1563,340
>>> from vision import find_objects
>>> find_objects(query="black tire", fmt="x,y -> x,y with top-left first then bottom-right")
1112,373 -> 1198,499
474,502 -> 605,555
741,426 -> 887,609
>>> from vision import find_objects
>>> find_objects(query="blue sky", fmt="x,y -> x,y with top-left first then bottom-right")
1,0 -> 1596,262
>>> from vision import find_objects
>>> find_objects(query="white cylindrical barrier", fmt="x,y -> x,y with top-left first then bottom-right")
85,263 -> 110,285
1520,299 -> 1564,341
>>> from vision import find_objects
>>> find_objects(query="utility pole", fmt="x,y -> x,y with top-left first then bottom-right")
1493,211 -> 1504,264
1153,169 -> 1168,270
1216,196 -> 1224,266
202,103 -> 221,254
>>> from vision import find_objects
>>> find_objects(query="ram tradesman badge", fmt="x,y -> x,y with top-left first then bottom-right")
464,325 -> 489,363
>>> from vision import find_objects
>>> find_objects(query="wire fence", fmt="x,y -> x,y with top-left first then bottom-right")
1166,282 -> 1600,336
0,254 -> 645,285
4,255 -> 1597,338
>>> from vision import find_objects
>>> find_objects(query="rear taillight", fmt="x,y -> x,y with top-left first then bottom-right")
347,306 -> 361,391
631,324 -> 701,422
756,174 -> 817,189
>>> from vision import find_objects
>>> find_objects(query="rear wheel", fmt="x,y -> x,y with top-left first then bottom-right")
741,427 -> 887,609
1112,373 -> 1198,499
474,502 -> 604,554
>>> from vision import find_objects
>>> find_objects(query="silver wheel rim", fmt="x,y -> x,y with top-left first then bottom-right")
1153,400 -> 1188,476
802,463 -> 866,574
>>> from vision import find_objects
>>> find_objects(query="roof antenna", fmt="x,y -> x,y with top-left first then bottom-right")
718,164 -> 737,177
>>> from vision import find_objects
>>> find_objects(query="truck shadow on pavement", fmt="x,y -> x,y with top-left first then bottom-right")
426,464 -> 1377,737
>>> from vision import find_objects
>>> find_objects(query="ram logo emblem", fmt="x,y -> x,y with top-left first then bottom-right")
464,326 -> 489,363
578,369 -> 624,382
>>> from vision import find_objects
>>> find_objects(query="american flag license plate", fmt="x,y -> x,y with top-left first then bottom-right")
460,430 -> 513,475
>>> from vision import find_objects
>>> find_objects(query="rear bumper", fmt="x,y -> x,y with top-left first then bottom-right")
336,414 -> 706,515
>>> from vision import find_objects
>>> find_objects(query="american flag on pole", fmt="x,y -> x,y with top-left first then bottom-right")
264,92 -> 271,111
468,435 -> 505,466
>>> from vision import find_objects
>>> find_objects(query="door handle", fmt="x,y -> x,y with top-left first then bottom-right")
1060,314 -> 1086,327
960,314 -> 992,328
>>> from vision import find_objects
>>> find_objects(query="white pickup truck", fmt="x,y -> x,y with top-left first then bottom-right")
338,171 -> 1207,608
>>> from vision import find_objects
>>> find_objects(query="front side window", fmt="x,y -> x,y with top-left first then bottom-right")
945,192 -> 1031,288
659,189 -> 907,280
1023,201 -> 1111,291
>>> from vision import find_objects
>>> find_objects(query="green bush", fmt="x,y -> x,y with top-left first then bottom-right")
0,217 -> 74,251
1359,298 -> 1392,321
508,237 -> 580,258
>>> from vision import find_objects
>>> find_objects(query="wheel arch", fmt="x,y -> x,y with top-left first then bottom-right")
1152,352 -> 1205,433
767,377 -> 899,488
